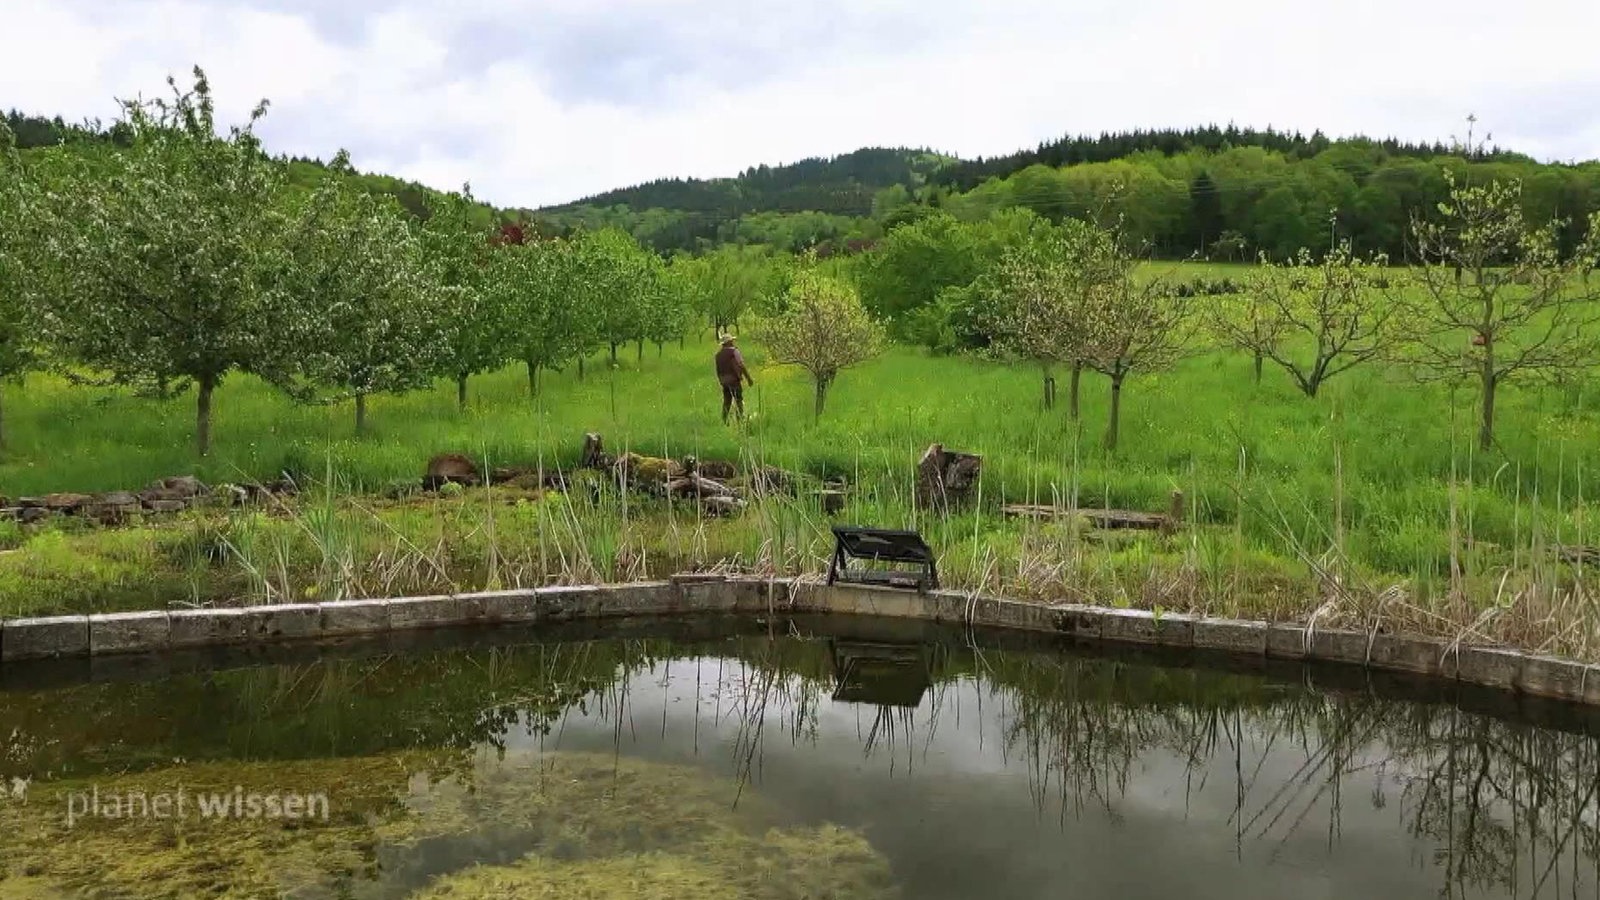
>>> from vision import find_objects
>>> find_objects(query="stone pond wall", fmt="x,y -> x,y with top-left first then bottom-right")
2,576 -> 1596,706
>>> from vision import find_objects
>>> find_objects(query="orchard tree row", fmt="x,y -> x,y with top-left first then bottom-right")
0,71 -> 785,456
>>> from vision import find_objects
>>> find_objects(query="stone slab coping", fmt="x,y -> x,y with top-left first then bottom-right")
2,576 -> 1596,707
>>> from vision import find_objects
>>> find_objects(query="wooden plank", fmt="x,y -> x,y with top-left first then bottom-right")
1001,504 -> 1174,531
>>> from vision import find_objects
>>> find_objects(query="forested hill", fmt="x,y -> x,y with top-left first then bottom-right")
547,147 -> 952,216
929,125 -> 1536,191
537,125 -> 1598,258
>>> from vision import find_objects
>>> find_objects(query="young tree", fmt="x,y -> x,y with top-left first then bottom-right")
695,245 -> 768,338
584,228 -> 653,365
762,265 -> 885,418
1214,246 -> 1393,396
494,237 -> 591,399
1079,227 -> 1195,451
1401,171 -> 1600,450
287,163 -> 444,433
1206,276 -> 1282,385
977,221 -> 1095,412
646,259 -> 697,355
34,69 -> 355,456
420,187 -> 502,410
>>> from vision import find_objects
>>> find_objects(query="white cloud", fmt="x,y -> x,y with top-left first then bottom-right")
4,0 -> 1598,208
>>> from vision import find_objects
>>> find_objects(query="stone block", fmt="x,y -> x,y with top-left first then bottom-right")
1192,618 -> 1268,655
1366,634 -> 1447,676
169,609 -> 253,648
456,590 -> 542,623
89,611 -> 172,655
1101,608 -> 1194,647
1,615 -> 90,661
1050,605 -> 1103,640
1265,623 -> 1309,660
1519,654 -> 1588,702
678,580 -> 740,612
1308,628 -> 1370,665
1455,646 -> 1525,690
246,603 -> 322,641
1581,666 -> 1600,706
992,600 -> 1055,631
320,599 -> 391,636
923,590 -> 972,622
596,582 -> 677,616
536,584 -> 600,619
388,595 -> 467,631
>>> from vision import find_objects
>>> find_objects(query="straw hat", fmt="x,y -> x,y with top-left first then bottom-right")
719,334 -> 736,345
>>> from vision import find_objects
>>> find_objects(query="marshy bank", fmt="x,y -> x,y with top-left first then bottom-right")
1,466 -> 1597,665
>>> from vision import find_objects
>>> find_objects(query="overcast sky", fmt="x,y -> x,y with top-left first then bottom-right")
5,0 -> 1599,209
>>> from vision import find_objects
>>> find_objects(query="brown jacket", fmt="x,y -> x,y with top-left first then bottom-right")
715,346 -> 752,386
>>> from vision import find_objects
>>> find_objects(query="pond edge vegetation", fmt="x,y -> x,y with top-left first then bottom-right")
2,574 -> 1596,707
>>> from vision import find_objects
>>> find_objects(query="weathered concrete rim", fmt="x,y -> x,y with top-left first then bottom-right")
3,575 -> 1596,706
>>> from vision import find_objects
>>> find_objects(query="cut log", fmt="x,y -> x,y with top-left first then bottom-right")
1002,503 -> 1177,532
702,495 -> 746,517
664,475 -> 735,499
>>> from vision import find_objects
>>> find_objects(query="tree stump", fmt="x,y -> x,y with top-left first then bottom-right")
914,443 -> 982,512
424,454 -> 480,490
581,433 -> 611,470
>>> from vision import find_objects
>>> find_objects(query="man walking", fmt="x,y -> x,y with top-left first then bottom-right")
715,335 -> 754,422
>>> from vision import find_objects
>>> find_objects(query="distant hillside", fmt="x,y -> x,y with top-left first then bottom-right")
929,125 -> 1538,192
546,147 -> 954,216
534,147 -> 954,253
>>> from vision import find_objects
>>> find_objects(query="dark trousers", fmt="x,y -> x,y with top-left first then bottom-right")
721,381 -> 745,421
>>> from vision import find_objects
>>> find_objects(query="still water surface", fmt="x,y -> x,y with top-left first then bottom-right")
1,615 -> 1598,898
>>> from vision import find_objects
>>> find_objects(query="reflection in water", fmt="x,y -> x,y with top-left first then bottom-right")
0,617 -> 1598,898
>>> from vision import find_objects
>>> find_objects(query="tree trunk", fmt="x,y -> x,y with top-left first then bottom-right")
355,393 -> 369,434
577,356 -> 585,381
1069,363 -> 1082,420
657,342 -> 664,358
814,376 -> 831,419
0,386 -> 7,451
526,358 -> 540,398
1042,370 -> 1056,410
636,340 -> 644,362
456,374 -> 469,411
1105,376 -> 1124,451
609,343 -> 619,365
1253,352 -> 1263,384
1479,363 -> 1496,452
196,374 -> 216,458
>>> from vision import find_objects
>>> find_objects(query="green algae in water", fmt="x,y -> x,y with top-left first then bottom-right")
413,824 -> 897,900
0,750 -> 896,899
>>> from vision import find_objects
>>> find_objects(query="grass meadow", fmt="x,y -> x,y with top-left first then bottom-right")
4,296 -> 1600,658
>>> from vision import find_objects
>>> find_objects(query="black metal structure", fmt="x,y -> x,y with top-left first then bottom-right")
826,526 -> 938,592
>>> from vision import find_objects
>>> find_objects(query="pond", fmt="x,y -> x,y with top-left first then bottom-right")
1,614 -> 1598,899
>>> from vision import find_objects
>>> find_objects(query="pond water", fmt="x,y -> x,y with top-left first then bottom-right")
2,614 -> 1599,899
